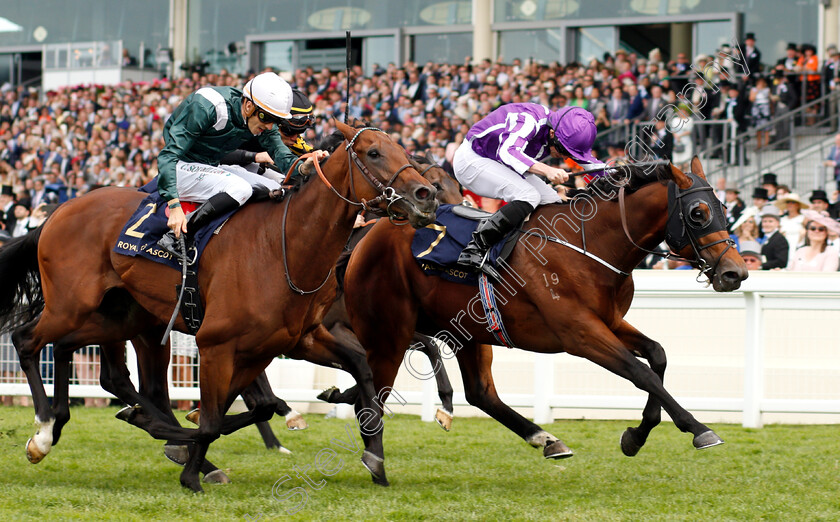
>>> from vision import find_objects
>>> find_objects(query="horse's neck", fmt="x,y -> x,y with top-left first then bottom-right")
280,150 -> 360,285
612,183 -> 670,269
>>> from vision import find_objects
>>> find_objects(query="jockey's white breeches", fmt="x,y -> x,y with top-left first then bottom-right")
174,161 -> 282,206
452,140 -> 562,209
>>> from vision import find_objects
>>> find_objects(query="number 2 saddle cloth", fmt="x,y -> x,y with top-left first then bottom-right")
113,180 -> 238,270
411,203 -> 516,285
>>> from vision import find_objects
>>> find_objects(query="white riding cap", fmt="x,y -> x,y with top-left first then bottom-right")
243,72 -> 293,119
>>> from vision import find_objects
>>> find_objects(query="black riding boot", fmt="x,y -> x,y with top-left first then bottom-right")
457,200 -> 533,278
158,192 -> 240,263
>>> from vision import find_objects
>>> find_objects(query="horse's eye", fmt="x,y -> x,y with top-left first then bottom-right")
368,149 -> 380,158
432,182 -> 442,190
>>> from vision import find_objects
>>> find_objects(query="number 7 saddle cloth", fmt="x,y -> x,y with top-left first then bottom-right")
113,180 -> 238,270
410,204 -> 515,285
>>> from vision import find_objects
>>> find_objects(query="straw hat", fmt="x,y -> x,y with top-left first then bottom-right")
774,193 -> 810,211
801,210 -> 840,236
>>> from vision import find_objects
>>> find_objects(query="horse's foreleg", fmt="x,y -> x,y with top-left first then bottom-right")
300,324 -> 390,486
571,319 -> 722,453
612,320 -> 667,457
454,343 -> 572,459
413,334 -> 455,430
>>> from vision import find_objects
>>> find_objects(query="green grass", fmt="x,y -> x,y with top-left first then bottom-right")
0,406 -> 837,521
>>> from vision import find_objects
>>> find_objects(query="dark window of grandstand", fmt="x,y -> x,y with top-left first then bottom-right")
499,29 -> 564,64
189,0 -> 470,74
0,1 -> 168,67
495,0 -> 819,63
412,33 -> 472,64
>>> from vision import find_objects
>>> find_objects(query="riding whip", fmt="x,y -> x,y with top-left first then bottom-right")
345,30 -> 351,123
161,236 -> 188,345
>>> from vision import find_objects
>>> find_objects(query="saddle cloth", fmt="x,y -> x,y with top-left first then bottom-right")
411,204 -> 510,285
113,179 -> 237,270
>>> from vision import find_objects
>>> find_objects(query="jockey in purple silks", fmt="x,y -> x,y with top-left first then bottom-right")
453,103 -> 599,276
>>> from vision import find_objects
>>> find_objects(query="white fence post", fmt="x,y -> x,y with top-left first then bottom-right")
533,352 -> 554,424
743,291 -> 764,428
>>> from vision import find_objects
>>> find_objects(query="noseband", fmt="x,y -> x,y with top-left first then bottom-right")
344,127 -> 417,224
619,171 -> 735,282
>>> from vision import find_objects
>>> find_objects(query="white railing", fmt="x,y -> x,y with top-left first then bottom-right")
1,271 -> 839,428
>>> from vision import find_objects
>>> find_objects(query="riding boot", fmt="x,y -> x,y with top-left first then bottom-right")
158,192 -> 240,263
458,200 -> 533,279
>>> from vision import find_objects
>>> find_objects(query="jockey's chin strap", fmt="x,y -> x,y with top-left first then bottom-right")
287,127 -> 416,224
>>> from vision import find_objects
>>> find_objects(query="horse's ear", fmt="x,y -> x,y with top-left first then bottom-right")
690,156 -> 706,181
335,120 -> 355,141
669,163 -> 693,189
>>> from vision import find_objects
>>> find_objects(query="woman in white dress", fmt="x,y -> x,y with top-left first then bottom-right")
776,193 -> 809,259
669,106 -> 694,169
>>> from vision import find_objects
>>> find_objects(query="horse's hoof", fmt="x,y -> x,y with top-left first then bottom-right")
203,469 -> 231,484
316,386 -> 340,403
115,404 -> 140,423
620,428 -> 645,457
544,440 -> 573,459
361,451 -> 389,487
164,444 -> 190,466
285,412 -> 308,431
25,438 -> 46,464
434,408 -> 453,432
694,430 -> 724,450
185,408 -> 200,426
278,445 -> 292,455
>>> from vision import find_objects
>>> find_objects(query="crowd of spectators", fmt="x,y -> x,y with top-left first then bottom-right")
2,36 -> 840,262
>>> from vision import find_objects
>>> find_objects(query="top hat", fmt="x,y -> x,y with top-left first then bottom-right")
739,240 -> 762,258
786,43 -> 798,52
0,185 -> 13,197
745,33 -> 756,41
810,189 -> 829,203
761,172 -> 778,186
751,187 -> 769,199
759,205 -> 781,220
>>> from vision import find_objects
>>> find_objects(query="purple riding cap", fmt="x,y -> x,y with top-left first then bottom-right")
466,103 -> 598,177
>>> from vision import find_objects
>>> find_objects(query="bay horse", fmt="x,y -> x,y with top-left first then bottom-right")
0,121 -> 438,492
343,157 -> 749,485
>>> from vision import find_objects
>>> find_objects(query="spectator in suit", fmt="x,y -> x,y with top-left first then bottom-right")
711,82 -> 749,164
642,84 -> 666,121
0,185 -> 15,231
625,84 -> 645,123
742,33 -> 762,79
760,206 -> 789,269
649,117 -> 673,161
723,185 -> 745,231
607,87 -> 629,125
761,172 -> 779,201
739,240 -> 764,271
772,66 -> 797,148
821,133 -> 840,183
809,189 -> 838,220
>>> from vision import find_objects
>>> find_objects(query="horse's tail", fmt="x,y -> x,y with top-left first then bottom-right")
0,227 -> 44,333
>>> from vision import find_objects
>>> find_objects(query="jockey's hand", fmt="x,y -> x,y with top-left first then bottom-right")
167,204 -> 187,238
544,167 -> 570,185
300,150 -> 330,176
255,151 -> 273,164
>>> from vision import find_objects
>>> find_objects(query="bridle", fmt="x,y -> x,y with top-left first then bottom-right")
343,127 -> 418,224
619,171 -> 735,283
280,127 -> 426,294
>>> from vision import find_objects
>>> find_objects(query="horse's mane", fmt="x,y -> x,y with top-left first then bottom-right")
582,162 -> 670,202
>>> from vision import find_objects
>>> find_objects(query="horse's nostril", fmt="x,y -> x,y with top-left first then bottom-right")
722,271 -> 740,283
415,187 -> 432,200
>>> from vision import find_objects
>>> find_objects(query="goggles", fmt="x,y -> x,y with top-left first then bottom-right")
278,114 -> 313,136
253,105 -> 284,125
